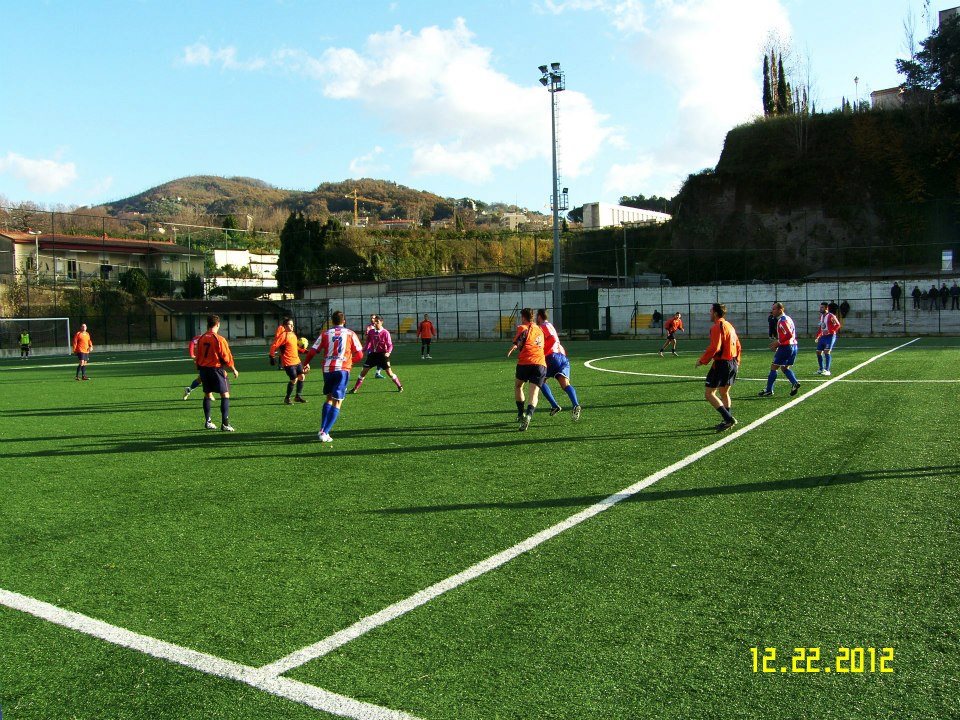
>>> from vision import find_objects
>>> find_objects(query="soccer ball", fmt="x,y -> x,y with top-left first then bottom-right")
299,337 -> 309,350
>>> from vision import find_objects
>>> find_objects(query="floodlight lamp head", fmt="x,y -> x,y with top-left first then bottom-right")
550,62 -> 561,71
538,64 -> 548,74
539,76 -> 549,86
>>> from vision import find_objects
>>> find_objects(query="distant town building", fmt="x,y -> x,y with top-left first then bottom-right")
581,202 -> 671,230
940,6 -> 959,25
211,249 -> 278,290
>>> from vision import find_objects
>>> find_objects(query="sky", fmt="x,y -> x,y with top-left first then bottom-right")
0,0 -> 949,214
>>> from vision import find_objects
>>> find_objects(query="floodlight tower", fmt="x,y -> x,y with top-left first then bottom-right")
539,62 -> 567,332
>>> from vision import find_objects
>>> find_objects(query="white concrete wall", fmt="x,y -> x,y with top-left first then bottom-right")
292,277 -> 960,341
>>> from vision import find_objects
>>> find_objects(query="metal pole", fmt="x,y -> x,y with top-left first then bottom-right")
550,86 -> 562,332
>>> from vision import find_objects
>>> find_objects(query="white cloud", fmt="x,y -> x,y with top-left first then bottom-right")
604,159 -> 655,196
0,152 -> 78,194
349,146 -> 387,175
547,0 -> 790,196
276,19 -> 612,184
181,42 -> 267,71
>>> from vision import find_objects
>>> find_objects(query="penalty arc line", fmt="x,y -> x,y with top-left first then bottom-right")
0,588 -> 422,720
259,337 -> 920,677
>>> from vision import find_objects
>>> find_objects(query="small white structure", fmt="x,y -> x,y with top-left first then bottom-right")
211,249 -> 278,289
581,202 -> 671,229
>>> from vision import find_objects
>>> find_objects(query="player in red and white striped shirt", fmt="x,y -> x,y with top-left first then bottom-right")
303,310 -> 364,442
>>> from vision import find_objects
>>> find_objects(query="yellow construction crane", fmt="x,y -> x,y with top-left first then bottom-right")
344,189 -> 384,226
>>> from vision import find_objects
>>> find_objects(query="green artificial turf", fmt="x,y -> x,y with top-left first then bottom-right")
1,337 -> 957,719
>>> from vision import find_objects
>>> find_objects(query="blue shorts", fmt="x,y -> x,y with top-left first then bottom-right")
816,335 -> 837,352
772,345 -> 798,367
199,366 -> 230,394
75,352 -> 89,362
284,363 -> 304,381
546,352 -> 571,379
323,370 -> 350,400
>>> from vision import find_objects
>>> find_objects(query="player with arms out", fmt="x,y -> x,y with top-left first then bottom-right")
696,303 -> 742,432
72,323 -> 93,380
182,332 -> 203,399
815,301 -> 842,376
507,308 -> 547,432
658,312 -> 685,357
350,315 -> 403,394
303,310 -> 364,443
417,313 -> 436,359
760,301 -> 801,397
195,314 -> 239,431
270,317 -> 308,405
536,308 -> 582,421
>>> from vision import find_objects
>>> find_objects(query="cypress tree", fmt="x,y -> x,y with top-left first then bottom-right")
762,55 -> 772,115
776,55 -> 788,116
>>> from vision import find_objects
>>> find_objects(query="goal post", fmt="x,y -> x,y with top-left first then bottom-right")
0,317 -> 72,354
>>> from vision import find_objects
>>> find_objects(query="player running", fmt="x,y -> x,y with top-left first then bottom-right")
72,323 -> 93,380
760,302 -> 801,397
507,308 -> 547,432
270,318 -> 308,405
536,308 -> 582,421
815,301 -> 841,376
303,310 -> 364,443
417,313 -> 436,359
350,315 -> 403,394
182,333 -> 202,399
195,314 -> 239,431
696,303 -> 742,432
658,312 -> 685,357
365,314 -> 385,378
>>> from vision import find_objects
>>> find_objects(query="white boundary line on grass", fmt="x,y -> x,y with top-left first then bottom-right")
259,337 -> 920,677
583,353 -> 959,384
0,352 -> 265,371
0,588 -> 421,720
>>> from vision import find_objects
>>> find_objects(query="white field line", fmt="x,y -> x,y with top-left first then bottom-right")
0,352 -> 265,371
0,588 -> 421,720
584,354 -> 958,384
260,337 -> 919,677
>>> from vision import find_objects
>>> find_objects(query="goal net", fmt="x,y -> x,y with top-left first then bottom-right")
0,317 -> 71,354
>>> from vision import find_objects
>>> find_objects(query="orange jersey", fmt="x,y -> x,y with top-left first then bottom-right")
270,329 -> 301,367
512,323 -> 546,366
699,318 -> 741,365
72,331 -> 93,354
195,331 -> 235,369
417,320 -> 435,339
665,317 -> 684,334
187,335 -> 201,359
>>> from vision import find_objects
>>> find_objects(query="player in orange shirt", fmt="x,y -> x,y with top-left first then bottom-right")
195,314 -> 240,431
507,308 -> 547,432
270,317 -> 308,404
658,312 -> 685,357
182,333 -> 203,399
72,323 -> 93,380
417,313 -> 437,359
695,303 -> 742,432
271,319 -> 288,372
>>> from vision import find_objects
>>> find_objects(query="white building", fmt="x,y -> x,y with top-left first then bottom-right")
211,249 -> 278,289
582,202 -> 671,229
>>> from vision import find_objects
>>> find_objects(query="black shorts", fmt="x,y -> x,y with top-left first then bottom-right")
666,332 -> 676,341
283,363 -> 304,381
364,352 -> 391,371
199,366 -> 230,394
705,360 -> 738,388
75,352 -> 89,362
421,338 -> 432,347
515,363 -> 547,387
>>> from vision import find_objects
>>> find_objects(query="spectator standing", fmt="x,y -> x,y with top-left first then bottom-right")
939,283 -> 949,309
891,281 -> 902,310
928,285 -> 939,312
911,285 -> 922,309
951,281 -> 960,310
